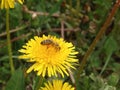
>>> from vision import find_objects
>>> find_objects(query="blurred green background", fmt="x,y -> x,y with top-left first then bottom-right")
0,0 -> 120,90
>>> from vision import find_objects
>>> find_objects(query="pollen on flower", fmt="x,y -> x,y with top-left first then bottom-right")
19,35 -> 78,77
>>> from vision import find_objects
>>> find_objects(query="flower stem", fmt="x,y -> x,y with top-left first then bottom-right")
77,0 -> 120,78
6,9 -> 15,74
35,76 -> 44,90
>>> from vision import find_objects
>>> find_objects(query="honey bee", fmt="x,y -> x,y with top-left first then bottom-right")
41,39 -> 61,51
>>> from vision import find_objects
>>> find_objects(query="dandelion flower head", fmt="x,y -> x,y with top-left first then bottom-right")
19,35 -> 78,77
40,80 -> 75,90
0,0 -> 24,9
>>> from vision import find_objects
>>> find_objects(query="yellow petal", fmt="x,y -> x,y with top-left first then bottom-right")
8,0 -> 14,8
1,0 -> 5,9
17,0 -> 23,4
5,0 -> 9,9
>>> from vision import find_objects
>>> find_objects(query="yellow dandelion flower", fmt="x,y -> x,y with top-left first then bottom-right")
40,80 -> 75,90
0,0 -> 24,9
19,35 -> 78,77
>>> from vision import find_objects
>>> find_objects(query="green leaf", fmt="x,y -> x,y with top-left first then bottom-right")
104,36 -> 118,55
108,73 -> 120,86
5,68 -> 25,90
100,36 -> 118,75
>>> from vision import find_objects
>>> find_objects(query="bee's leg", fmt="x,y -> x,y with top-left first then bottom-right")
46,45 -> 50,49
